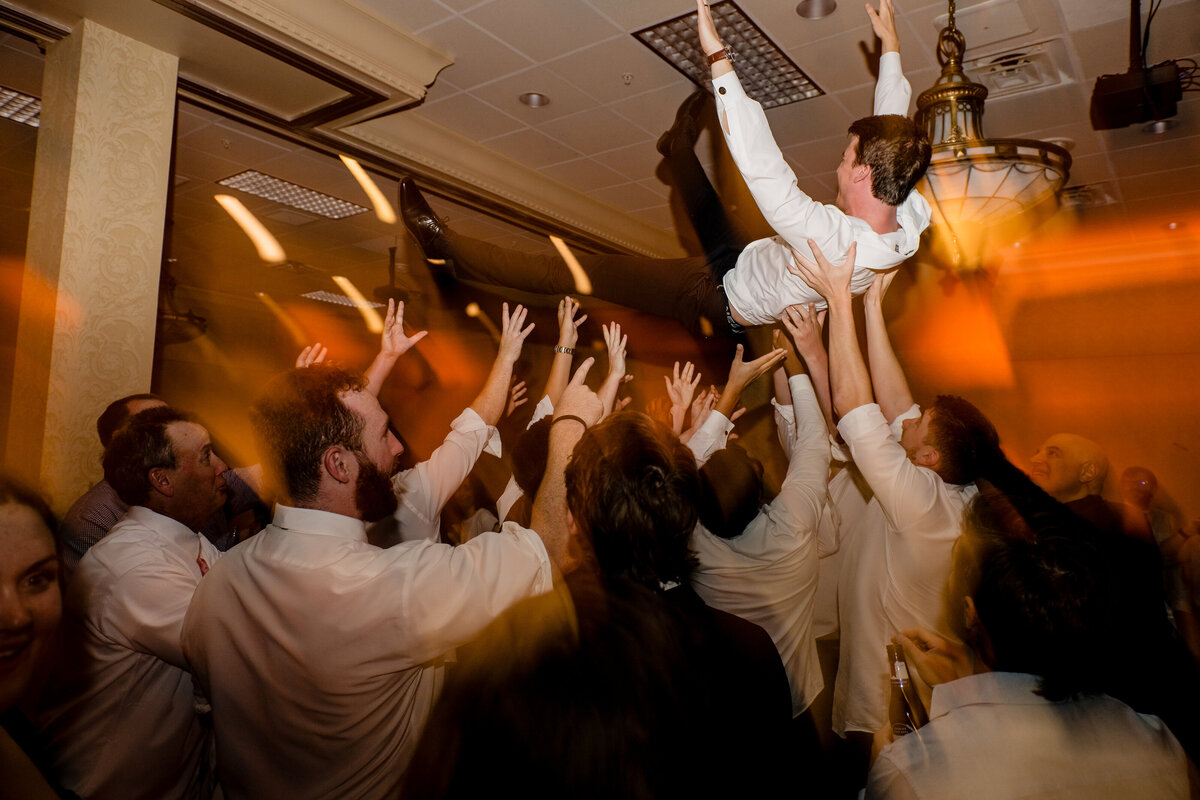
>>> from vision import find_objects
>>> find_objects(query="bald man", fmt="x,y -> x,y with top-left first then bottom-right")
1028,433 -> 1124,535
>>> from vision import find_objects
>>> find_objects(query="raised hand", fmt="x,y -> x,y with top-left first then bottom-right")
555,358 -> 603,427
603,322 -> 628,380
696,0 -> 725,57
781,302 -> 827,361
863,268 -> 899,310
295,343 -> 327,369
498,302 -> 535,364
788,240 -> 856,304
865,0 -> 900,54
505,379 -> 528,417
556,296 -> 587,349
893,627 -> 974,688
379,298 -> 428,358
665,361 -> 702,435
727,344 -> 786,392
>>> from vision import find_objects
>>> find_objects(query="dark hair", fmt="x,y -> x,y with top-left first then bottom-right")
564,412 -> 700,588
0,474 -> 57,532
102,406 -> 191,506
512,418 -> 552,499
697,446 -> 764,540
848,114 -> 931,206
251,366 -> 367,503
926,395 -> 1000,485
961,493 -> 1113,701
96,393 -> 164,448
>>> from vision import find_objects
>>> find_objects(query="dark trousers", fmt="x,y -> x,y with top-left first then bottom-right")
442,140 -> 751,338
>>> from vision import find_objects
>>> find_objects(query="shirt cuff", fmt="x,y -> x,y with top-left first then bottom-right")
453,407 -> 502,458
711,69 -> 750,104
528,395 -> 554,429
836,403 -> 888,445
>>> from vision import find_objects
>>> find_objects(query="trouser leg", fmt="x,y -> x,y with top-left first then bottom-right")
663,141 -> 749,267
444,231 -> 737,338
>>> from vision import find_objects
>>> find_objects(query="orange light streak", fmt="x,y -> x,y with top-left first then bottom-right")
331,276 -> 384,334
214,194 -> 286,264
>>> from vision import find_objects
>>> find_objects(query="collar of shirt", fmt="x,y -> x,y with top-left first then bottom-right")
272,503 -> 367,543
125,504 -> 205,545
929,671 -> 1047,720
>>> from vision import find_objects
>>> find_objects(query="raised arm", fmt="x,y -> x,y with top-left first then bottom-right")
665,361 -> 702,436
780,302 -> 837,436
716,345 -> 787,419
862,270 -> 915,422
543,296 -> 586,408
866,0 -> 912,116
597,321 -> 629,418
365,299 -> 428,396
788,241 -> 873,416
469,302 -> 534,426
531,359 -> 603,569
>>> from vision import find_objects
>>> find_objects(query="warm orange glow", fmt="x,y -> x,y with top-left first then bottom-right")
255,292 -> 309,346
549,235 -> 593,295
214,194 -> 287,264
339,155 -> 397,224
465,303 -> 500,343
331,276 -> 384,334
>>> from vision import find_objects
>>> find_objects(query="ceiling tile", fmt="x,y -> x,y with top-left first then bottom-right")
1119,163 -> 1200,200
582,0 -> 687,30
796,35 -> 880,95
1064,153 -> 1115,186
365,0 -> 453,32
465,0 -> 623,62
609,83 -> 705,137
1109,135 -> 1200,178
179,124 -> 291,167
418,16 -> 534,89
763,93 -> 855,144
590,180 -> 667,211
482,128 -> 582,167
983,84 -> 1088,138
630,202 -> 677,232
174,148 -> 249,184
470,66 -> 601,123
412,93 -> 526,140
596,140 -> 665,182
539,107 -> 651,154
550,35 -> 682,104
637,176 -> 671,199
540,157 -> 627,191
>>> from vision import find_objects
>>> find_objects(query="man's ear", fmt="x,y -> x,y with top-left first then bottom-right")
1078,459 -> 1098,485
148,467 -> 174,498
915,444 -> 941,470
322,446 -> 354,485
854,162 -> 872,184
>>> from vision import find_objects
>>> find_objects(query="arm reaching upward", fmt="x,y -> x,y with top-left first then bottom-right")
543,296 -> 586,407
781,303 -> 837,436
365,300 -> 428,396
862,269 -> 914,422
469,302 -> 535,426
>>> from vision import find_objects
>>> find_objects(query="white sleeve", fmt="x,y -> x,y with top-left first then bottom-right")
686,410 -> 734,466
874,51 -> 912,116
391,408 -> 501,543
712,70 -> 856,263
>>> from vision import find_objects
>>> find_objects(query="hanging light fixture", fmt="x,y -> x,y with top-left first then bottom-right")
916,0 -> 1071,272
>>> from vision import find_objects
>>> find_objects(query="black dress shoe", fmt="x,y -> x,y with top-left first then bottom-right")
656,88 -> 708,157
400,178 -> 454,263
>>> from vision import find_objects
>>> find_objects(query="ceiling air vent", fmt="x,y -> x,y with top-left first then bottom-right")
633,0 -> 823,109
1061,183 -> 1117,210
964,39 -> 1070,98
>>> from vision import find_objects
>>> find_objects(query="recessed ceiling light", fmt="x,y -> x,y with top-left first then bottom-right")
519,92 -> 550,108
218,170 -> 367,219
634,0 -> 823,110
1142,119 -> 1178,135
0,85 -> 40,127
795,0 -> 837,20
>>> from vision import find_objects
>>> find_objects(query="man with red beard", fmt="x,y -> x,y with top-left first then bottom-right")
182,304 -> 556,800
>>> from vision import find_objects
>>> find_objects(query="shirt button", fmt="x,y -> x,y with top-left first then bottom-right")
718,86 -> 726,95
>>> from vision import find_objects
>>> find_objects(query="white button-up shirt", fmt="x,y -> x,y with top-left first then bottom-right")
38,505 -> 220,799
180,505 -> 552,800
713,52 -> 932,324
691,375 -> 830,716
833,403 -> 976,735
867,672 -> 1190,799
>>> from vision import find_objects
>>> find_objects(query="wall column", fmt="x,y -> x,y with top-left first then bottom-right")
5,19 -> 178,512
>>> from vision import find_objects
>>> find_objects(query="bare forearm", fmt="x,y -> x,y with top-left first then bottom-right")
470,357 -> 518,427
863,300 -> 913,421
802,352 -> 837,436
543,352 -> 573,407
597,373 -> 621,418
530,421 -> 583,567
827,297 -> 873,415
364,353 -> 399,397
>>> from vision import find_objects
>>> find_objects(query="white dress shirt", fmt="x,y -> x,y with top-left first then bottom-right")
833,403 -> 976,735
691,375 -> 830,716
391,407 -> 502,542
712,52 -> 932,323
867,672 -> 1190,799
180,505 -> 553,800
38,505 -> 220,800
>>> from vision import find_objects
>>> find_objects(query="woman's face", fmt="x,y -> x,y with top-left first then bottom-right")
0,502 -> 61,712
